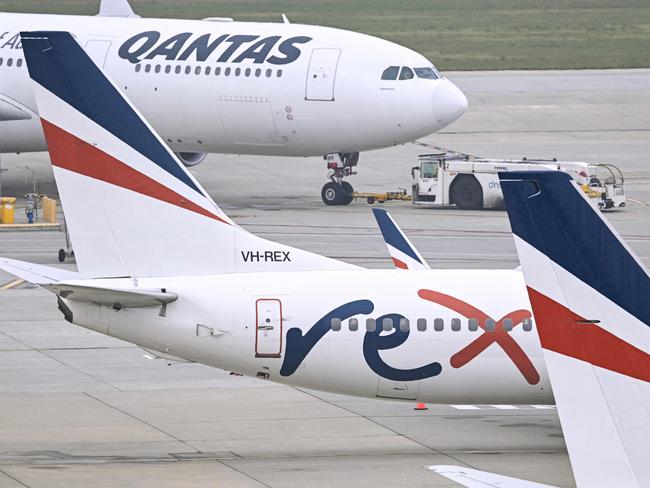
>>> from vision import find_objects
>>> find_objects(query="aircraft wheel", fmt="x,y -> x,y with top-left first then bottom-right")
58,249 -> 66,263
451,175 -> 483,210
322,182 -> 342,205
322,182 -> 354,205
341,181 -> 354,205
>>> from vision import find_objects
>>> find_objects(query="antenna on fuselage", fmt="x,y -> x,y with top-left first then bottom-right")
97,0 -> 140,18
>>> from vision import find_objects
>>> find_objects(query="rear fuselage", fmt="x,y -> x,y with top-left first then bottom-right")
66,269 -> 552,404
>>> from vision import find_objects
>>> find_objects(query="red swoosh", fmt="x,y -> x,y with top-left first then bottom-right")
418,289 -> 540,385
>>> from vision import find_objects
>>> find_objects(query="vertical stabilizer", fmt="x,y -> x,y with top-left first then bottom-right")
500,170 -> 650,488
372,208 -> 430,270
21,32 -> 355,278
97,0 -> 139,18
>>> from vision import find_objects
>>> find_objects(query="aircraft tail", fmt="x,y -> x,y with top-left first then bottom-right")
20,31 -> 355,278
371,208 -> 430,270
499,171 -> 650,488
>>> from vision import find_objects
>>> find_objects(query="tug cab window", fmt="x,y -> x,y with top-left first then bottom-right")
421,161 -> 437,179
414,67 -> 440,80
381,66 -> 399,80
399,67 -> 414,80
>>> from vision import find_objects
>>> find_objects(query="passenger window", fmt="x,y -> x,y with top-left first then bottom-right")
215,67 -> 221,76
185,66 -> 191,74
485,319 -> 495,332
175,65 -> 181,74
135,64 -> 141,73
417,318 -> 427,331
17,59 -> 23,67
277,69 -> 283,78
399,318 -> 409,332
331,318 -> 341,331
195,66 -> 201,75
6,58 -> 12,67
434,318 -> 444,332
144,64 -> 151,73
414,67 -> 439,80
399,67 -> 414,80
154,65 -> 161,73
522,318 -> 533,331
349,318 -> 358,331
468,318 -> 478,331
503,318 -> 513,331
164,65 -> 171,74
235,67 -> 241,76
225,67 -> 231,76
205,66 -> 211,75
266,68 -> 272,78
451,318 -> 461,332
245,68 -> 251,77
366,318 -> 376,332
382,318 -> 393,331
255,68 -> 261,77
381,66 -> 399,80
0,58 -> 3,66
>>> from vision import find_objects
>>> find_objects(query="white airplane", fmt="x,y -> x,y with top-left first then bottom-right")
429,170 -> 650,487
0,30 -> 552,407
0,0 -> 468,205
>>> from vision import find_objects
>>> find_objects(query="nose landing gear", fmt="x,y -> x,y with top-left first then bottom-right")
321,152 -> 359,206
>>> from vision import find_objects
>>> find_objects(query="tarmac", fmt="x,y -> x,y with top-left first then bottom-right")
0,69 -> 649,487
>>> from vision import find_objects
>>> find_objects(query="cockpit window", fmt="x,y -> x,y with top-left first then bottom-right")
414,67 -> 440,80
381,66 -> 399,80
399,67 -> 414,80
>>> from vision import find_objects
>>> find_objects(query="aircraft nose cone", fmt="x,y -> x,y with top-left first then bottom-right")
432,79 -> 468,129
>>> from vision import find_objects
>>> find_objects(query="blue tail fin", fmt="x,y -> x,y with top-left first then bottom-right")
499,170 -> 649,327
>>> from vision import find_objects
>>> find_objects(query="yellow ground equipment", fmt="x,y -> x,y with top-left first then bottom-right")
0,197 -> 16,224
42,196 -> 58,223
353,189 -> 412,204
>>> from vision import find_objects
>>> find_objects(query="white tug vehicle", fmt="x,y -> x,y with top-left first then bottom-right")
411,153 -> 626,210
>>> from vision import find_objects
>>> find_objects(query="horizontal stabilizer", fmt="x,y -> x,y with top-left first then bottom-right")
428,465 -> 556,488
0,257 -> 79,284
45,283 -> 177,308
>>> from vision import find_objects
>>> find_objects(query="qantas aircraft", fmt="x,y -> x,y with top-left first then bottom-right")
0,30 -> 551,406
0,0 -> 467,205
429,171 -> 650,487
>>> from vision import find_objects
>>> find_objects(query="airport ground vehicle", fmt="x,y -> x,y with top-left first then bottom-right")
411,154 -> 626,210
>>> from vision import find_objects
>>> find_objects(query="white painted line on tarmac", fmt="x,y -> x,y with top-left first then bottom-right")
491,404 -> 519,410
450,405 -> 480,410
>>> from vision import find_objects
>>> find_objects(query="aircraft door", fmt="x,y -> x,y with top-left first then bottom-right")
305,48 -> 341,101
84,40 -> 112,68
255,299 -> 283,358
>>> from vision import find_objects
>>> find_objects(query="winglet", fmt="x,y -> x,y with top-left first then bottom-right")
372,208 -> 430,270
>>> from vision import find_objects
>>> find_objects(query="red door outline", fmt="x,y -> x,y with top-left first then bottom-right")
418,289 -> 540,385
255,298 -> 283,358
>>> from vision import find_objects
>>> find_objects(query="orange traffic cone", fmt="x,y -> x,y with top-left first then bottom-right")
414,402 -> 428,411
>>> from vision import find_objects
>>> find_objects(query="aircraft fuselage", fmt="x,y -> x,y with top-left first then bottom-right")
0,13 -> 467,156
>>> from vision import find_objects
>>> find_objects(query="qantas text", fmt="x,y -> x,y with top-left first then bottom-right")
118,32 -> 313,65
